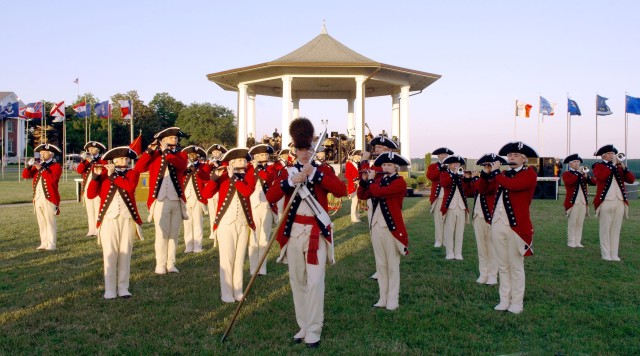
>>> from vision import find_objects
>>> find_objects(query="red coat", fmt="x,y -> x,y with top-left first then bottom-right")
202,171 -> 256,231
562,170 -> 596,211
357,173 -> 409,252
474,171 -> 499,224
490,167 -> 537,256
426,162 -> 445,204
76,158 -> 107,193
592,161 -> 636,210
86,169 -> 143,226
439,170 -> 472,215
266,162 -> 347,250
182,162 -> 211,205
345,161 -> 360,194
23,162 -> 62,212
134,148 -> 188,208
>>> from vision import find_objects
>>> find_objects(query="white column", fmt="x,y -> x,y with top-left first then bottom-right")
355,76 -> 365,151
347,98 -> 355,137
292,98 -> 300,120
237,84 -> 248,147
391,92 -> 400,141
247,91 -> 256,145
281,76 -> 293,148
399,85 -> 410,161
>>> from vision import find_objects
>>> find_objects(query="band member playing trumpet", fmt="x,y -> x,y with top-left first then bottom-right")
440,155 -> 471,260
135,127 -> 189,275
77,141 -> 107,236
87,147 -> 143,299
202,148 -> 256,303
592,145 -> 635,261
23,144 -> 62,250
272,148 -> 296,220
205,144 -> 227,242
427,147 -> 455,248
561,154 -> 596,248
248,143 -> 276,276
266,118 -> 347,348
345,149 -> 362,222
358,152 -> 410,311
181,145 -> 211,253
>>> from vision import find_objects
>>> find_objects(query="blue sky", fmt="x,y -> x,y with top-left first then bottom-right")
3,0 -> 639,159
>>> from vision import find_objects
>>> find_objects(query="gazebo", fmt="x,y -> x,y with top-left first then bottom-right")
206,25 -> 441,159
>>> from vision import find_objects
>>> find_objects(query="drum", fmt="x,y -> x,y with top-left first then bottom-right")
327,193 -> 342,216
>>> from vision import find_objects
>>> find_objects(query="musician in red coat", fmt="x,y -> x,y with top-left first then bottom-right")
181,145 -> 211,253
357,152 -> 409,311
439,155 -> 472,260
202,148 -> 256,303
248,143 -> 276,275
488,142 -> 538,314
76,141 -> 107,236
266,118 -> 347,349
426,147 -> 454,248
23,144 -> 62,250
205,144 -> 227,242
272,148 -> 295,220
561,154 -> 596,248
345,149 -> 362,222
87,147 -> 143,299
591,145 -> 636,261
134,127 -> 188,275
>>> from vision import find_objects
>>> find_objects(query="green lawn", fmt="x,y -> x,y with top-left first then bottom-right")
0,195 -> 639,354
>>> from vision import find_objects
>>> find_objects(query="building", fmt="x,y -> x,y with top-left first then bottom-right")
0,92 -> 26,163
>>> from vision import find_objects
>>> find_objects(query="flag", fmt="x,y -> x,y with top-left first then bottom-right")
50,101 -> 66,122
516,100 -> 533,118
25,102 -> 43,119
73,101 -> 89,118
0,102 -> 19,119
129,134 -> 143,155
596,95 -> 612,116
94,101 -> 110,119
73,78 -> 79,84
539,96 -> 554,116
19,106 -> 29,120
626,95 -> 640,115
568,98 -> 581,116
118,100 -> 133,120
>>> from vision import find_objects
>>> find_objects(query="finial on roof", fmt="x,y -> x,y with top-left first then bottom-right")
321,19 -> 327,34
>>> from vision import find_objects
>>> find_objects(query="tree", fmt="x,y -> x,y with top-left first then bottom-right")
111,90 -> 155,147
149,92 -> 185,129
175,103 -> 237,148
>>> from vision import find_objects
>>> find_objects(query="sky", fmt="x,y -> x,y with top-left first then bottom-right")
3,0 -> 640,159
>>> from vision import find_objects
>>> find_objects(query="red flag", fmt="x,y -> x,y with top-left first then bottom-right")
25,102 -> 43,119
129,134 -> 143,155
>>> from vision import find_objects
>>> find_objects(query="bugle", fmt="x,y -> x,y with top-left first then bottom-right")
616,152 -> 626,162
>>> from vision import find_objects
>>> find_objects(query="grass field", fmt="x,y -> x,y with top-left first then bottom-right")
0,192 -> 639,354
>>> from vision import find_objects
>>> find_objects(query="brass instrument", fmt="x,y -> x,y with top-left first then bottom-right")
28,158 -> 35,166
80,151 -> 87,160
616,152 -> 626,162
579,166 -> 590,174
457,167 -> 465,175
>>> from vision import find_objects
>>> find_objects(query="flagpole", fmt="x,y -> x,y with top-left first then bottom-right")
625,93 -> 628,155
63,118 -> 67,182
130,100 -> 134,145
595,95 -> 598,157
513,100 -> 517,139
108,104 -> 112,149
1,120 -> 4,180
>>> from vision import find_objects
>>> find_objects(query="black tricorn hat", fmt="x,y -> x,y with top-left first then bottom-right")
433,147 -> 454,155
594,144 -> 618,156
83,141 -> 106,151
221,147 -> 251,162
477,153 -> 507,166
563,153 -> 584,164
370,136 -> 398,149
443,154 -> 466,165
206,144 -> 227,155
103,146 -> 138,161
181,145 -> 207,159
154,127 -> 188,140
289,117 -> 314,149
373,152 -> 410,167
35,143 -> 62,154
498,141 -> 538,158
278,148 -> 293,156
349,149 -> 362,156
249,144 -> 274,155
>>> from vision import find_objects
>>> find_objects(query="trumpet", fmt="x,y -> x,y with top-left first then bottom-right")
616,152 -> 626,162
28,158 -> 35,166
579,166 -> 590,174
80,151 -> 87,160
457,167 -> 465,175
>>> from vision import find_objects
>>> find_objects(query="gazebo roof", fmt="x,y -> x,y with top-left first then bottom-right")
206,27 -> 441,99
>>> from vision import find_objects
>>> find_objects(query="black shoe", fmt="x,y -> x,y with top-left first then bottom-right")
293,338 -> 303,344
306,341 -> 320,349
120,295 -> 132,299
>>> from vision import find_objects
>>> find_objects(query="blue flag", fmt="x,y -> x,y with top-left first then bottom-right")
540,96 -> 554,116
94,101 -> 110,119
626,95 -> 640,115
0,102 -> 20,119
568,99 -> 581,116
596,95 -> 612,116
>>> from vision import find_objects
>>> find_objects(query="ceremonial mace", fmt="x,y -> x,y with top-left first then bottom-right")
221,126 -> 328,342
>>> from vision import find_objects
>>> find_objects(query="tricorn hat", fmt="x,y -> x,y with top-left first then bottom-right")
221,147 -> 251,162
443,154 -> 466,165
498,141 -> 538,158
289,117 -> 314,149
249,144 -> 274,155
477,153 -> 507,166
35,143 -> 62,155
83,141 -> 106,151
563,153 -> 584,164
181,145 -> 207,159
433,147 -> 454,155
594,144 -> 618,156
374,152 -> 410,167
278,148 -> 293,156
103,146 -> 138,161
153,127 -> 188,140
370,136 -> 398,149
349,149 -> 362,156
206,144 -> 227,155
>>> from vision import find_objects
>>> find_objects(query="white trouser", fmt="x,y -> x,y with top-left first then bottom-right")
443,207 -> 465,258
473,215 -> 497,279
249,203 -> 273,275
432,198 -> 444,246
207,196 -> 218,239
371,224 -> 401,309
217,222 -> 249,302
84,188 -> 100,235
184,201 -> 204,252
152,199 -> 181,270
350,192 -> 360,221
492,222 -> 525,308
598,200 -> 625,259
100,216 -> 135,298
567,202 -> 587,246
34,197 -> 57,249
